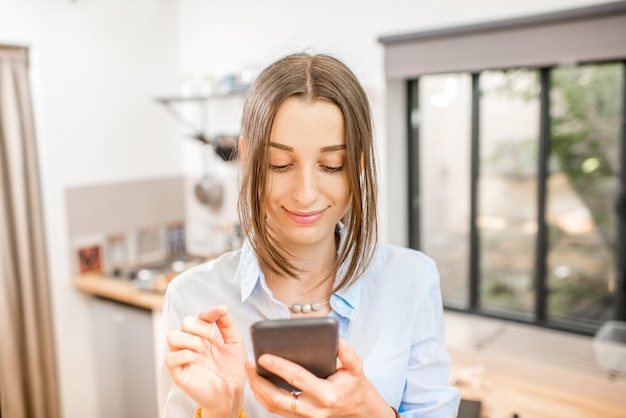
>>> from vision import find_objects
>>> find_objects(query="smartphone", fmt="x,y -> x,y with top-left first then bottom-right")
250,317 -> 338,391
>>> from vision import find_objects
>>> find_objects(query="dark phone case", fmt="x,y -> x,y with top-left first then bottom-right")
250,317 -> 338,392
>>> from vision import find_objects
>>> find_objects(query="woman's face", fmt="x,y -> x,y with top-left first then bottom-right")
265,97 -> 351,251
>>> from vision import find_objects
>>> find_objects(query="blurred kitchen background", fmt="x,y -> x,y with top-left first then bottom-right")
1,0 -> 625,417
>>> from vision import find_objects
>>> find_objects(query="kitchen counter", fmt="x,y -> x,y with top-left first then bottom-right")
73,254 -> 213,310
73,273 -> 164,311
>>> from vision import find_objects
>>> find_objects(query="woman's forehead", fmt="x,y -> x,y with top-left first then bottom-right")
265,98 -> 345,151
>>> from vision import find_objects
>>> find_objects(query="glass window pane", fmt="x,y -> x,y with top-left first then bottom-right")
478,69 -> 540,317
419,74 -> 472,308
547,63 -> 624,327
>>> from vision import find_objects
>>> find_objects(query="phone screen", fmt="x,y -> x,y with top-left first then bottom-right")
250,317 -> 338,391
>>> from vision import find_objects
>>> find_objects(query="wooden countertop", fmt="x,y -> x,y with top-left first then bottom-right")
73,273 -> 164,311
452,362 -> 626,418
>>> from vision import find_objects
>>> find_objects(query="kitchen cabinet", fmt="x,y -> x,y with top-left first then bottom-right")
92,297 -> 159,418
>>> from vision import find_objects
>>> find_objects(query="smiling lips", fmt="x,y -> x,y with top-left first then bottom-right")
284,208 -> 326,225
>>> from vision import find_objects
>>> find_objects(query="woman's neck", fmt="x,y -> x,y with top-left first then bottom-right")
264,235 -> 338,309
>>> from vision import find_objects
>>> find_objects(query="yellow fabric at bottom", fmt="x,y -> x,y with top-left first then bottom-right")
194,406 -> 247,418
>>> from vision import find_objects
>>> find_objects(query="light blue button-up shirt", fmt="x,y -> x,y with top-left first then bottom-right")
160,233 -> 460,417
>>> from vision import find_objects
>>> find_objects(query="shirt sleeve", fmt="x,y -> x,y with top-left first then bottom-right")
158,288 -> 198,418
399,256 -> 460,417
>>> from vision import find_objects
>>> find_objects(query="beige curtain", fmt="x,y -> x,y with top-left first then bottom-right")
0,46 -> 60,418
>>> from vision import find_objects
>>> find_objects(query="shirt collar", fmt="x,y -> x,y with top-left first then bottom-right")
238,222 -> 364,318
331,260 -> 363,320
239,240 -> 262,303
332,222 -> 363,318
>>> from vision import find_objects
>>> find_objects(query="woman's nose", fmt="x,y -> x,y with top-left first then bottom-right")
291,167 -> 319,204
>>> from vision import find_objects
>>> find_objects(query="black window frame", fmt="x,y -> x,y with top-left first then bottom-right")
406,60 -> 626,335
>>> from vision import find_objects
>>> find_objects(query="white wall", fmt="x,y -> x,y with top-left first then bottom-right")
0,1 -> 180,417
175,0 -> 616,246
0,0 -> 615,417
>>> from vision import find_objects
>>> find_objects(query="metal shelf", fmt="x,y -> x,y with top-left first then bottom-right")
154,92 -> 243,160
155,90 -> 246,104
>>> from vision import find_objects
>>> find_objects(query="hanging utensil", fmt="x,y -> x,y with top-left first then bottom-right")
194,175 -> 223,210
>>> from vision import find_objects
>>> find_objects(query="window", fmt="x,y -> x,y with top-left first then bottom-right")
416,74 -> 472,309
478,69 -> 540,318
382,1 -> 626,335
407,62 -> 625,334
547,63 -> 624,328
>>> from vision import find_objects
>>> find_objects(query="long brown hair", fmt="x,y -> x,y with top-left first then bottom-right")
237,52 -> 378,292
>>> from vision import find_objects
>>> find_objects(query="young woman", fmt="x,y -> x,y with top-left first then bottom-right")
161,52 -> 460,418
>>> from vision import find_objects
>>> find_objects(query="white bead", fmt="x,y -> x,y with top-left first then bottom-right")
302,303 -> 312,313
312,301 -> 322,311
291,303 -> 302,313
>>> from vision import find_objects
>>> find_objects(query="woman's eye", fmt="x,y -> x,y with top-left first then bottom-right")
324,165 -> 345,173
269,164 -> 289,172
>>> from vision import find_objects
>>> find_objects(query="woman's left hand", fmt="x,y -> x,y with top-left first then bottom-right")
245,338 -> 396,418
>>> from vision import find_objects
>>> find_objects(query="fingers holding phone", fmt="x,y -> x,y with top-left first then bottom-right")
247,318 -> 338,416
248,320 -> 394,417
245,358 -> 322,417
250,317 -> 338,391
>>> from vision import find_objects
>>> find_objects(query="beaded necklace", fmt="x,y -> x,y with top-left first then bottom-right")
289,300 -> 330,314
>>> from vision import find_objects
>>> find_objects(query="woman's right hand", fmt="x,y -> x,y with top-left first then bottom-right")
165,304 -> 247,417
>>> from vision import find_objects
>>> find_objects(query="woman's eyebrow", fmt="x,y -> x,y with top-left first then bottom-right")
320,145 -> 346,153
269,142 -> 292,151
269,142 -> 346,153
